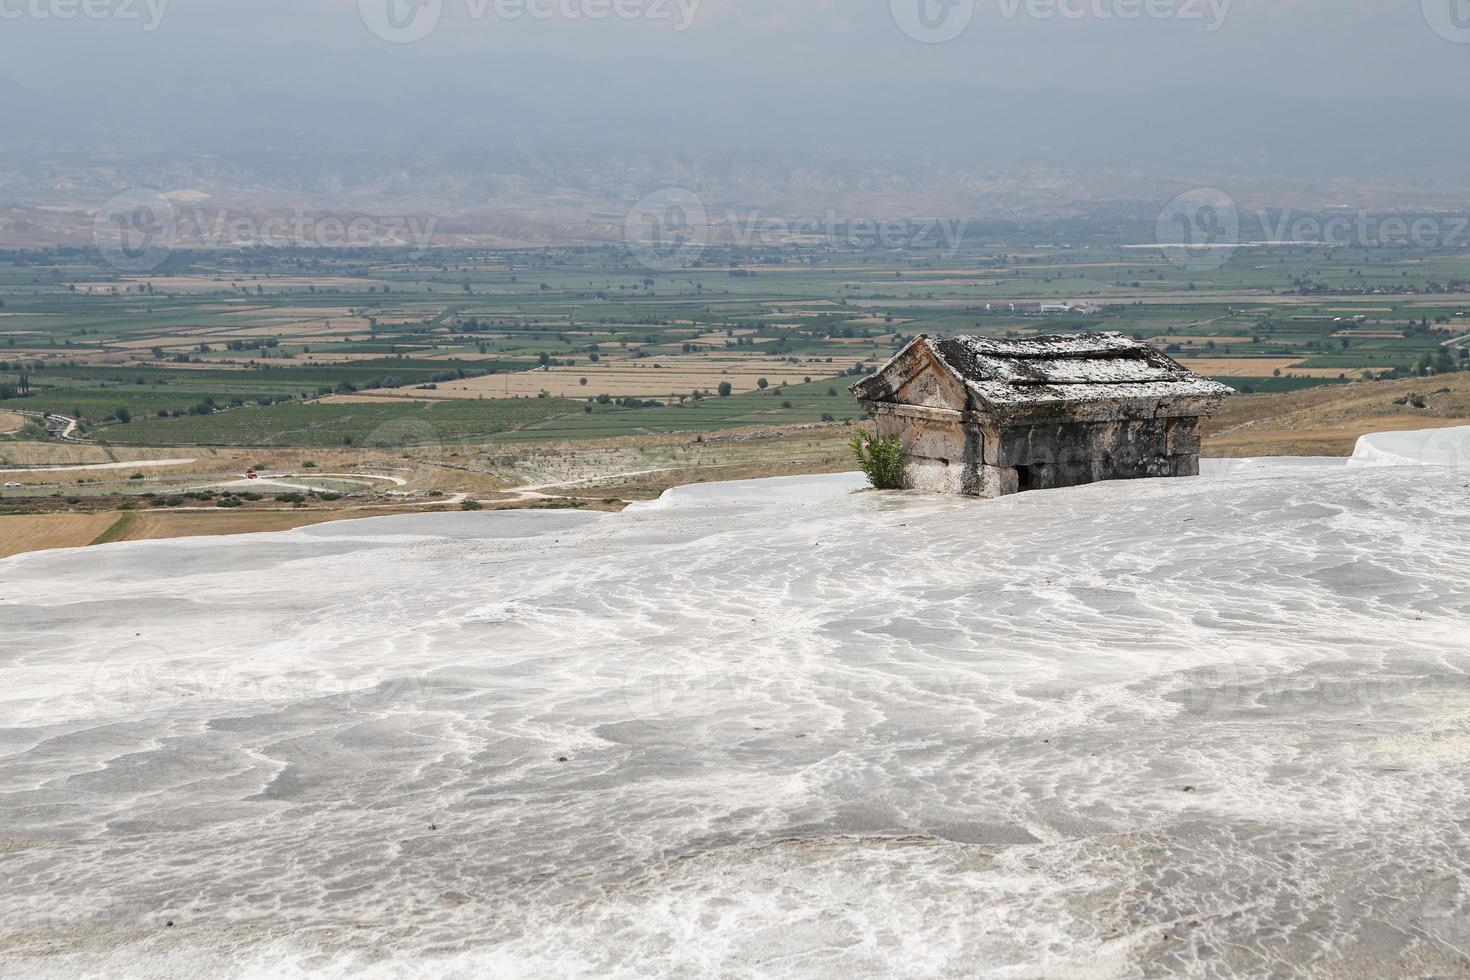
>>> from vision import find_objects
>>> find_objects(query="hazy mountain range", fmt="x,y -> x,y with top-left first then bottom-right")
3,38 -> 1468,246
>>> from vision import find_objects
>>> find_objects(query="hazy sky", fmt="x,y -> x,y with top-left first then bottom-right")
1,0 -> 1464,99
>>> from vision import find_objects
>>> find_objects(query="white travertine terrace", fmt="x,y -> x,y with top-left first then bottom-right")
1349,424 -> 1470,468
1,438 -> 1468,978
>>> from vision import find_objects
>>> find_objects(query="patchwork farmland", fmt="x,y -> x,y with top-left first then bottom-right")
3,232 -> 1469,555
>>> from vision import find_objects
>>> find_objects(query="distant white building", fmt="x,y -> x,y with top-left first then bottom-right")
985,302 -> 1104,316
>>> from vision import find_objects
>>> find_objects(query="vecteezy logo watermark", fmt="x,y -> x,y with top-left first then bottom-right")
1155,187 -> 1240,272
1148,647 -> 1245,715
360,0 -> 698,42
624,188 -> 709,272
890,0 -> 975,43
0,0 -> 169,30
87,642 -> 180,714
1423,0 -> 1470,43
358,0 -> 443,43
893,0 -> 1230,41
93,190 -> 178,274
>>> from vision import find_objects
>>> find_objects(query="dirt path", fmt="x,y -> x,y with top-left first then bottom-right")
197,472 -> 408,493
0,458 -> 197,475
495,466 -> 685,502
17,411 -> 83,442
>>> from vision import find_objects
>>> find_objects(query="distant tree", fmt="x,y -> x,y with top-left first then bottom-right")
718,382 -> 733,397
757,378 -> 769,390
114,407 -> 132,423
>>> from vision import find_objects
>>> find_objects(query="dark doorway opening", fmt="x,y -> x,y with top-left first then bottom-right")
1015,465 -> 1034,492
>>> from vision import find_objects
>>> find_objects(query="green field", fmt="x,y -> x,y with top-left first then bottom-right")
3,232 -> 1468,448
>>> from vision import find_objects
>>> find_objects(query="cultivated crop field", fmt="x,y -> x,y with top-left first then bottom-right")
3,235 -> 1469,452
0,513 -> 121,559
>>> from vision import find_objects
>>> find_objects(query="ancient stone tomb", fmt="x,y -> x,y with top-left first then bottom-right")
850,332 -> 1233,497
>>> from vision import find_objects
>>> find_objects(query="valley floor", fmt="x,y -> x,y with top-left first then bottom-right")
3,372 -> 1470,560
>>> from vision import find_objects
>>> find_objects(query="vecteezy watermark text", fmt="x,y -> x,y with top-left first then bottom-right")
721,212 -> 971,252
999,0 -> 1230,28
1153,188 -> 1470,271
0,0 -> 168,30
623,189 -> 971,271
891,0 -> 1230,43
93,190 -> 440,272
358,0 -> 698,43
174,209 -> 440,253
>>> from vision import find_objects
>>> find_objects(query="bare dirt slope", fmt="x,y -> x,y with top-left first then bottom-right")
4,376 -> 1469,560
1203,373 -> 1470,457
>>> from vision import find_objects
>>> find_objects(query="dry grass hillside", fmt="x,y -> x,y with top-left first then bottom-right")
3,376 -> 1468,560
1203,373 -> 1470,458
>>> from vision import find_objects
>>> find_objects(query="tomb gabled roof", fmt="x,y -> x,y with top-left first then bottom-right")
851,332 -> 1234,421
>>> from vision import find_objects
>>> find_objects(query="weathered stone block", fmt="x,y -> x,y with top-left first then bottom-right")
852,333 -> 1232,498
